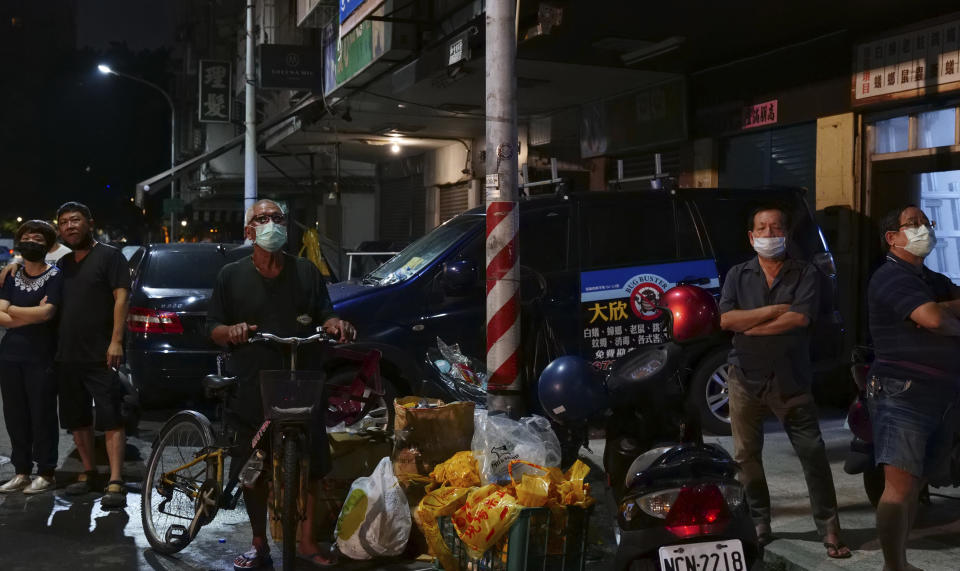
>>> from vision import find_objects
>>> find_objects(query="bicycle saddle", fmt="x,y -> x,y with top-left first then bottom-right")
203,374 -> 238,394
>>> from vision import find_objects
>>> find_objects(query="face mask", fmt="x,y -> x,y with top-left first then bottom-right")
901,225 -> 936,258
254,222 -> 287,252
17,241 -> 48,263
752,236 -> 786,259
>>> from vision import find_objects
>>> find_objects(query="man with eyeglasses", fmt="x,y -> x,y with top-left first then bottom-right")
208,198 -> 355,570
868,204 -> 960,571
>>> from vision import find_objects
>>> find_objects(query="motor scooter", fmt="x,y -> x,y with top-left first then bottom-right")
539,285 -> 760,571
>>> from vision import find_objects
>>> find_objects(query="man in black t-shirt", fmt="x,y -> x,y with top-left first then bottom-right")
53,202 -> 131,509
867,205 -> 960,571
207,199 -> 355,570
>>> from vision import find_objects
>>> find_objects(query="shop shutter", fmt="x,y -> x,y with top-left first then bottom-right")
719,122 -> 816,193
379,174 -> 426,242
438,182 -> 470,224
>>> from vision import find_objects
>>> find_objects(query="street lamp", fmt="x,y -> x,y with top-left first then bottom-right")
98,63 -> 178,241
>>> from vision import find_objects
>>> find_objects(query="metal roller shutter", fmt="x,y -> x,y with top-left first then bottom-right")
719,122 -> 817,192
438,182 -> 470,224
379,174 -> 426,242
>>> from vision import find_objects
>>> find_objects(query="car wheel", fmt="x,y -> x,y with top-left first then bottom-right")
689,349 -> 733,436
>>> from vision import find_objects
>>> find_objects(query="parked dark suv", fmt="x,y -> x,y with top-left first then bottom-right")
328,187 -> 842,435
123,243 -> 251,407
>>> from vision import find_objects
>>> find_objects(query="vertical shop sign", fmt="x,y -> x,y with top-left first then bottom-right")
198,60 -> 231,123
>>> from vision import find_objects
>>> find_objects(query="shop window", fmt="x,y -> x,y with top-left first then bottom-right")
874,116 -> 909,154
918,109 -> 956,149
920,169 -> 960,284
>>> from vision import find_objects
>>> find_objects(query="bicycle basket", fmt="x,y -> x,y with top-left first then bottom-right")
259,370 -> 325,421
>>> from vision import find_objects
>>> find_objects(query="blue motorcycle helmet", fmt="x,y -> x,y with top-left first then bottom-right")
538,355 -> 609,424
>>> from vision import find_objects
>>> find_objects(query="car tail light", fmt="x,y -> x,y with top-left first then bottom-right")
127,306 -> 184,334
664,484 -> 731,538
813,252 -> 837,278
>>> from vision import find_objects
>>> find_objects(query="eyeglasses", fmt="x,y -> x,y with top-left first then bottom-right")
898,220 -> 936,230
250,213 -> 286,225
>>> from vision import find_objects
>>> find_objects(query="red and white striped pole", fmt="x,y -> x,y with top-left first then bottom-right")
485,0 -> 523,416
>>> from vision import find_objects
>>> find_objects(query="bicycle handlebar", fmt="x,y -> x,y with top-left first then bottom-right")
249,332 -> 335,346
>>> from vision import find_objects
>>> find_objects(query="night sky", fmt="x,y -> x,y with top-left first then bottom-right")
0,1 -> 177,241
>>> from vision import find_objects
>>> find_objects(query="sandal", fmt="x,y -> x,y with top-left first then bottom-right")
101,480 -> 127,509
234,547 -> 273,570
297,550 -> 338,568
824,541 -> 852,559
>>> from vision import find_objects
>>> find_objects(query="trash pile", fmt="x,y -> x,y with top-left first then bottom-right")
426,338 -> 489,405
332,396 -> 595,570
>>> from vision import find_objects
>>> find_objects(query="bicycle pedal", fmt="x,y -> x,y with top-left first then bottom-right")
165,524 -> 189,546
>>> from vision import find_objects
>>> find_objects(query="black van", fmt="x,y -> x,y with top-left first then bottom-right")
328,187 -> 842,434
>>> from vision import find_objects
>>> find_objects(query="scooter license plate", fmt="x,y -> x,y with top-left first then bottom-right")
658,539 -> 746,571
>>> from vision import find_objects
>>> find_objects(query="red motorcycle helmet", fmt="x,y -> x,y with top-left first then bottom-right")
661,284 -> 721,343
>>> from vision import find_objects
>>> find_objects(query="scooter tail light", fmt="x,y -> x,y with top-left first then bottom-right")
664,484 -> 732,538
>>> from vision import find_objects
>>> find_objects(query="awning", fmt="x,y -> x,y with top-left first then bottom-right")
135,94 -> 322,206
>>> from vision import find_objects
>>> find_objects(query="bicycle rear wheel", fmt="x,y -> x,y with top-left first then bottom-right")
282,435 -> 300,571
141,410 -> 216,554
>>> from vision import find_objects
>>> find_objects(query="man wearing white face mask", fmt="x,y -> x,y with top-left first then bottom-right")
719,205 -> 850,559
868,205 -> 960,571
207,199 -> 356,569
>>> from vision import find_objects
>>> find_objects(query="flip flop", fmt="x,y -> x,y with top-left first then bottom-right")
233,548 -> 273,570
297,550 -> 338,568
824,541 -> 852,559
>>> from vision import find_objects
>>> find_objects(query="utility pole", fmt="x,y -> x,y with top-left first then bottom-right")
244,0 -> 258,216
484,0 -> 523,416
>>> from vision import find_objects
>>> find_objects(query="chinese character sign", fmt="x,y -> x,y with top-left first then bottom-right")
579,259 -> 719,370
854,20 -> 960,103
198,60 -> 231,123
742,100 -> 778,129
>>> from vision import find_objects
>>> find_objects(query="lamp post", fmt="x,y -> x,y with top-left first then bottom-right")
98,64 -> 177,242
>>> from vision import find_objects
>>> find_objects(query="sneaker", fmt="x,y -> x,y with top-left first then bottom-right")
101,480 -> 127,509
23,475 -> 55,495
65,472 -> 96,496
0,474 -> 30,493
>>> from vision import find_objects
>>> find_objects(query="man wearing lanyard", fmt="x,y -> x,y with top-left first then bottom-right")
867,205 -> 960,571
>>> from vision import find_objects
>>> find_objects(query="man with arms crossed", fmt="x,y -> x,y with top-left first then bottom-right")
867,205 -> 960,571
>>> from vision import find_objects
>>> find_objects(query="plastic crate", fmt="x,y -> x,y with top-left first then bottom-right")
435,505 -> 591,571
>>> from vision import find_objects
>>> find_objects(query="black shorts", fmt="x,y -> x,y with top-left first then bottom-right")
57,362 -> 125,431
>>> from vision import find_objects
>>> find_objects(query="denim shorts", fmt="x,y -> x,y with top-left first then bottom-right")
867,376 -> 960,478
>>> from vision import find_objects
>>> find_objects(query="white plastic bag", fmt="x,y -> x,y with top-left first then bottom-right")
471,411 -> 561,484
335,457 -> 412,560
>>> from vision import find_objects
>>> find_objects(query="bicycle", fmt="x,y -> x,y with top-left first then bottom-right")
140,331 -> 385,570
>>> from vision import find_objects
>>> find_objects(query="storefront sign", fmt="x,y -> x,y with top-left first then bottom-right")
854,19 -> 960,104
323,12 -> 388,96
259,45 -> 323,90
742,100 -> 778,129
198,60 -> 231,123
448,31 -> 470,66
580,78 -> 687,158
340,0 -> 386,39
579,259 -> 719,370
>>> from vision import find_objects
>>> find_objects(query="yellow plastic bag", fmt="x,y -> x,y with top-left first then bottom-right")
452,484 -> 521,559
430,451 -> 481,488
557,459 -> 595,508
507,460 -> 551,508
415,487 -> 471,571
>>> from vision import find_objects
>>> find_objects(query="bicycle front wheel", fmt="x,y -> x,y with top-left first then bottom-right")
281,434 -> 300,571
141,410 -> 216,554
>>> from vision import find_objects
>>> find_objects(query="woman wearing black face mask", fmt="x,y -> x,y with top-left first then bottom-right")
0,220 -> 64,495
